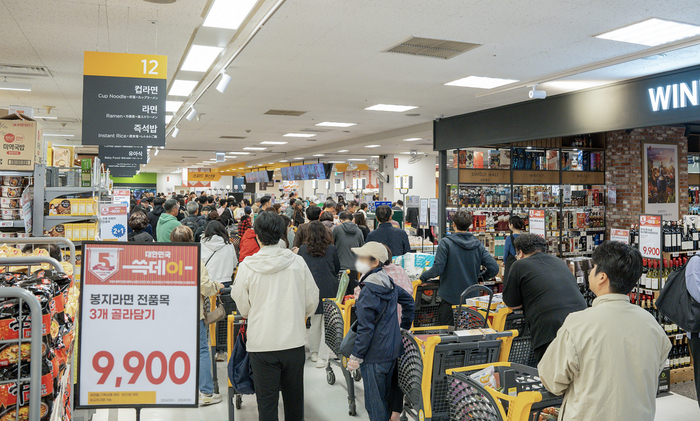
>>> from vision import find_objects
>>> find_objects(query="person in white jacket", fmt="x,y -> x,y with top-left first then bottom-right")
232,212 -> 319,421
200,220 -> 237,286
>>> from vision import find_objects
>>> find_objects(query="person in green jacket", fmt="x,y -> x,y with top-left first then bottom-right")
156,199 -> 182,242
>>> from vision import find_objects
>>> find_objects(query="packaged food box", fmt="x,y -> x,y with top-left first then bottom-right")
0,114 -> 45,171
15,232 -> 28,238
1,209 -> 20,220
0,197 -> 19,209
49,199 -> 71,215
52,146 -> 71,167
1,186 -> 22,198
0,232 -> 16,239
63,224 -> 73,241
1,176 -> 21,187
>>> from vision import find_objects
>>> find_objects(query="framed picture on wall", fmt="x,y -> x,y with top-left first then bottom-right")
643,142 -> 679,220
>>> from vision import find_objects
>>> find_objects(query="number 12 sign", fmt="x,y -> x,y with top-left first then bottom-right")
77,242 -> 200,409
639,214 -> 662,259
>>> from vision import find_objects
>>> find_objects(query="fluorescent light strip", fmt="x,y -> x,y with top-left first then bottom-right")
315,122 -> 357,127
403,138 -> 421,142
347,158 -> 366,161
243,147 -> 266,151
364,104 -> 418,112
365,145 -> 381,148
283,133 -> 316,138
169,80 -> 198,96
181,45 -> 224,72
294,157 -> 304,160
445,76 -> 519,89
279,160 -> 289,162
0,81 -> 31,91
261,141 -> 288,145
595,18 -> 700,46
203,0 -> 258,30
228,152 -> 251,155
337,150 -> 349,153
313,154 -> 324,157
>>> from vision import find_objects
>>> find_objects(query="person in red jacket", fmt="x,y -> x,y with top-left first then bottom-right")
238,225 -> 260,262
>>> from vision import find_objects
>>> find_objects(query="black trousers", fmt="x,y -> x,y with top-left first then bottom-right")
438,299 -> 455,327
533,342 -> 551,365
249,346 -> 305,421
346,270 -> 359,295
689,332 -> 700,409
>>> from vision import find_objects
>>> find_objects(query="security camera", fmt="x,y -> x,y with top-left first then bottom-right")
529,85 -> 546,100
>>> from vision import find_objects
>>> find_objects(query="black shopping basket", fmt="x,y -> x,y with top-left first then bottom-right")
323,299 -> 359,416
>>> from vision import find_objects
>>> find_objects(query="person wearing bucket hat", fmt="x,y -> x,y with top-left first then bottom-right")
347,242 -> 414,421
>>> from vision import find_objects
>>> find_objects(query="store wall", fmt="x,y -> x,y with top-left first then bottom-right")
209,176 -> 233,190
156,173 -> 183,194
383,154 -> 437,203
605,126 -> 689,230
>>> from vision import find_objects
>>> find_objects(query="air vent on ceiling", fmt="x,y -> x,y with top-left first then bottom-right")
219,136 -> 247,139
0,64 -> 52,78
264,109 -> 307,116
385,37 -> 481,60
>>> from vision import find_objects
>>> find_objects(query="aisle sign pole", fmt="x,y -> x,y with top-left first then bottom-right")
528,209 -> 546,238
638,214 -> 663,298
76,242 -> 200,412
610,228 -> 630,245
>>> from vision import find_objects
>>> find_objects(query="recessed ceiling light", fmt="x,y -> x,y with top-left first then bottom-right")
228,152 -> 251,155
371,155 -> 379,158
445,76 -> 518,89
403,138 -> 421,142
243,147 -> 266,151
365,145 -> 381,148
595,18 -> 700,46
279,160 -> 289,162
313,154 -> 324,157
347,158 -> 367,161
283,133 -> 316,138
166,101 -> 183,112
203,0 -> 257,30
364,104 -> 418,112
260,141 -> 288,145
328,161 -> 345,164
0,79 -> 31,91
44,133 -> 74,137
294,157 -> 304,160
315,122 -> 357,127
165,115 -> 173,124
545,80 -> 611,91
33,115 -> 57,120
268,162 -> 275,164
337,150 -> 349,153
181,45 -> 224,72
169,80 -> 198,96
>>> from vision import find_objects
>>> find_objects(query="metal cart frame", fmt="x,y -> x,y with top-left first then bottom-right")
0,237 -> 77,275
323,298 -> 360,416
226,313 -> 248,421
489,308 -> 537,367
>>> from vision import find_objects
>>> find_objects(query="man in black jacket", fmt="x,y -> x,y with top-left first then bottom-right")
147,197 -> 165,240
180,201 -> 203,233
366,205 -> 410,257
419,210 -> 499,326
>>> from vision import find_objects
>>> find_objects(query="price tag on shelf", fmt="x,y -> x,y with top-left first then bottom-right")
610,229 -> 630,245
528,209 -> 546,238
639,214 -> 662,259
78,243 -> 200,408
0,221 -> 12,228
676,334 -> 685,340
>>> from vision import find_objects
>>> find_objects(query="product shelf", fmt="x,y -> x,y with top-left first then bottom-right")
670,366 -> 694,384
45,186 -> 100,202
0,170 -> 34,177
0,220 -> 26,228
45,215 -> 98,230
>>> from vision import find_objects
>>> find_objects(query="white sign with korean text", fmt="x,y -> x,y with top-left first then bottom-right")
529,209 -> 546,238
639,215 -> 662,259
100,203 -> 128,241
610,229 -> 630,245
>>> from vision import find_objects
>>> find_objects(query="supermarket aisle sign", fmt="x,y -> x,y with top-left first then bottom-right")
639,214 -> 662,259
610,228 -> 630,245
529,209 -> 546,238
100,203 -> 128,241
77,243 -> 200,409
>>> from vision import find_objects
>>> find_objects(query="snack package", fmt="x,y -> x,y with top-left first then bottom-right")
469,365 -> 498,390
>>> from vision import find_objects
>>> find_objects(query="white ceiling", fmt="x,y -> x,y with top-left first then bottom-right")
3,0 -> 700,173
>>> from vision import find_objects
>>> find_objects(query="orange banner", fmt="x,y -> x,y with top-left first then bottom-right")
189,172 -> 222,182
84,51 -> 167,79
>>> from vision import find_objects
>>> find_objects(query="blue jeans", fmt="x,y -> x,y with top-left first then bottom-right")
360,360 -> 395,421
199,319 -> 214,394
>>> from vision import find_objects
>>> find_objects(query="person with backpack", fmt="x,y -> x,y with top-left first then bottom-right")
502,215 -> 525,283
686,257 -> 700,407
181,201 -> 203,233
127,212 -> 154,242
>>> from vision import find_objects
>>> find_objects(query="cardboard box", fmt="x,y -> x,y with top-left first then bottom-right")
0,114 -> 44,171
70,199 -> 80,215
49,199 -> 72,215
86,197 -> 97,215
64,224 -> 73,241
87,222 -> 96,240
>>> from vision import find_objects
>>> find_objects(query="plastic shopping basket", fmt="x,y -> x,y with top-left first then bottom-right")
398,328 -> 516,421
489,308 -> 537,367
323,298 -> 360,416
446,362 -> 563,421
413,282 -> 441,327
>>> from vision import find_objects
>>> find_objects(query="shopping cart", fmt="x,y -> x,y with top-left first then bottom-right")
413,282 -> 441,327
226,313 -> 249,421
323,298 -> 360,416
397,328 -> 516,421
453,285 -> 494,330
446,362 -> 563,421
489,308 -> 537,367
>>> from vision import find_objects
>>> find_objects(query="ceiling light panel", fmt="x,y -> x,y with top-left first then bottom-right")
260,141 -> 288,145
243,147 -> 266,150
203,0 -> 258,29
365,145 -> 381,148
169,80 -> 198,96
364,104 -> 418,112
595,18 -> 700,46
181,45 -> 224,72
445,76 -> 518,89
284,133 -> 316,138
337,150 -> 349,153
315,122 -> 357,127
403,138 -> 421,142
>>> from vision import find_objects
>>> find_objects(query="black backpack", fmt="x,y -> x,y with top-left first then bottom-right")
181,217 -> 199,233
656,255 -> 700,333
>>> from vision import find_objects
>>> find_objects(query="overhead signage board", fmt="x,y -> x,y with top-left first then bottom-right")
99,145 -> 148,165
77,243 -> 200,409
108,163 -> 140,178
82,51 -> 167,147
189,172 -> 222,182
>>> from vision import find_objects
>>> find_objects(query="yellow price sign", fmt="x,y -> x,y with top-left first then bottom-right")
189,172 -> 222,182
84,51 -> 167,80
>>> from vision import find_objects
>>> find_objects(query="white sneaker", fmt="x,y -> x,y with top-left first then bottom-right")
310,352 -> 318,362
316,358 -> 327,369
199,393 -> 223,406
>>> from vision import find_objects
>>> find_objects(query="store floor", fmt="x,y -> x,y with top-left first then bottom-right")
91,359 -> 699,421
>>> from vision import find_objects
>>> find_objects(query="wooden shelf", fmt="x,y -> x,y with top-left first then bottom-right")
670,366 -> 694,384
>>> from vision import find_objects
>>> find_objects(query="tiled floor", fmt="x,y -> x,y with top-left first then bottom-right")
87,358 -> 699,421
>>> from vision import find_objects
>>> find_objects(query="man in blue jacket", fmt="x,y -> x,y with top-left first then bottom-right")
366,205 -> 411,257
419,210 -> 499,327
347,242 -> 414,421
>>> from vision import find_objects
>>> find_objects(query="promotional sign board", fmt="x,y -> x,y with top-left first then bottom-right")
100,203 -> 128,241
419,199 -> 428,227
372,201 -> 391,212
429,198 -> 439,227
189,172 -> 222,182
610,228 -> 630,245
99,145 -> 148,165
639,214 -> 662,260
528,209 -> 546,238
407,195 -> 420,208
78,243 -> 200,408
113,189 -> 131,208
82,51 -> 167,146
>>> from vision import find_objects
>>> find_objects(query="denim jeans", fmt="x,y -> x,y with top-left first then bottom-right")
199,319 -> 214,395
360,360 -> 396,421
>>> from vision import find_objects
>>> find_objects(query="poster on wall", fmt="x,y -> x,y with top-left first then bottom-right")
607,184 -> 616,205
643,143 -> 679,220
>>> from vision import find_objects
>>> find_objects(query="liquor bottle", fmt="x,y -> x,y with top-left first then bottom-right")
663,222 -> 671,253
676,221 -> 682,252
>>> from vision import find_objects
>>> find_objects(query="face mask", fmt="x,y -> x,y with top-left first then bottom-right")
355,260 -> 372,274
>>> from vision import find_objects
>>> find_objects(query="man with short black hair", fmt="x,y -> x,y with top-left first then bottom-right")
220,198 -> 237,227
147,197 -> 166,238
503,233 -> 587,363
197,195 -> 208,214
156,199 -> 182,242
293,205 -> 322,248
392,200 -> 403,211
232,212 -> 318,421
259,196 -> 272,213
539,241 -> 671,421
346,201 -> 358,214
419,210 -> 499,326
322,200 -> 337,216
284,198 -> 296,219
366,205 -> 410,257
